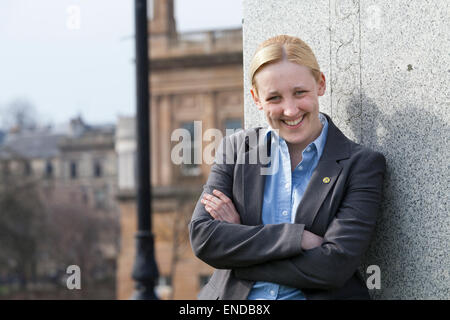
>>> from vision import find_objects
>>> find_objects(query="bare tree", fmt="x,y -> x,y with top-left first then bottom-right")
1,98 -> 38,132
0,174 -> 49,293
42,185 -> 116,299
0,172 -> 117,299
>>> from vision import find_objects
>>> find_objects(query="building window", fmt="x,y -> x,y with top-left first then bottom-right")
133,152 -> 137,188
24,161 -> 32,176
1,161 -> 9,178
45,160 -> 53,178
81,186 -> 89,204
148,0 -> 154,20
94,189 -> 106,209
94,160 -> 102,178
70,161 -> 77,179
180,121 -> 201,176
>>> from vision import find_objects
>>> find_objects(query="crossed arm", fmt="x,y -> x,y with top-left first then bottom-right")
230,150 -> 385,289
201,189 -> 323,250
189,135 -> 386,290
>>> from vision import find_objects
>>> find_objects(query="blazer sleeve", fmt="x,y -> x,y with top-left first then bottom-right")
233,150 -> 386,289
189,133 -> 305,269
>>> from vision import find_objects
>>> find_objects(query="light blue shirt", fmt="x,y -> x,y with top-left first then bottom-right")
247,113 -> 329,300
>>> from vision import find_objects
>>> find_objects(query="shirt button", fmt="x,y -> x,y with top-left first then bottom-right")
285,183 -> 290,189
306,147 -> 311,152
299,165 -> 303,170
282,210 -> 288,216
270,290 -> 276,296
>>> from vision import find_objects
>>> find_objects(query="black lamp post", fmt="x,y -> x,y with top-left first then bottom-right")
131,0 -> 159,300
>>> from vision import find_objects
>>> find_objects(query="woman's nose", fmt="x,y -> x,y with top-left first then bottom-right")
283,101 -> 298,117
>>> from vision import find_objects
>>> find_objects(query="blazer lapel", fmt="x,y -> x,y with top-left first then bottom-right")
241,127 -> 270,226
240,115 -> 350,228
294,159 -> 342,228
242,162 -> 265,225
294,114 -> 350,228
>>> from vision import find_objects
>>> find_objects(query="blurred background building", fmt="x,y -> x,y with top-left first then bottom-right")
0,0 -> 243,300
0,115 -> 119,299
115,0 -> 243,299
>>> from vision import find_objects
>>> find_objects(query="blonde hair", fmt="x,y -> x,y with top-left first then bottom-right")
249,35 -> 321,91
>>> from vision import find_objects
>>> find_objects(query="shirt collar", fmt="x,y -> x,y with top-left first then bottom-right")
313,113 -> 328,158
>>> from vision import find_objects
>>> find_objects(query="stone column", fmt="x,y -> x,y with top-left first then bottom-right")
243,0 -> 449,299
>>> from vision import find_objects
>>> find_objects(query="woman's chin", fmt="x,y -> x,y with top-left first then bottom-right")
280,134 -> 306,146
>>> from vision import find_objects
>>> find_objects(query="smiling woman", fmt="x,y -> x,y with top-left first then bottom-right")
251,61 -> 325,165
189,34 -> 387,300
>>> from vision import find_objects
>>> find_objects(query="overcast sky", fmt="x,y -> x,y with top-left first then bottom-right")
0,0 -> 243,127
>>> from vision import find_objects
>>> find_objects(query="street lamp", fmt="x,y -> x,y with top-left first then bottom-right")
131,0 -> 159,300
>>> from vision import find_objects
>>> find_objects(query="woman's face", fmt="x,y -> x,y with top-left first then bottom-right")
251,59 -> 326,150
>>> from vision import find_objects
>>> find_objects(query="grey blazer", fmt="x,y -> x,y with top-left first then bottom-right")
189,113 -> 386,300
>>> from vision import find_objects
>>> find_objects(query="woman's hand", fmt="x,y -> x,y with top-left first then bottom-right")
201,189 -> 241,224
301,230 -> 324,250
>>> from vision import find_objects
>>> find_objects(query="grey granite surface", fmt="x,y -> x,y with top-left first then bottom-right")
243,0 -> 449,299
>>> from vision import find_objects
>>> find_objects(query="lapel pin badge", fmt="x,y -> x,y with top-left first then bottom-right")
323,177 -> 331,184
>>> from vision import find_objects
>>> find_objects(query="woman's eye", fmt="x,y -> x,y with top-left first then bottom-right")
295,91 -> 306,95
268,96 -> 280,101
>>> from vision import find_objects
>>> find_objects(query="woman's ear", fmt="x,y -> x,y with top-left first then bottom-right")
317,73 -> 326,96
250,87 -> 263,110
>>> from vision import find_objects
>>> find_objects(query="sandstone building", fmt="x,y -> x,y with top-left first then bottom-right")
115,0 -> 243,299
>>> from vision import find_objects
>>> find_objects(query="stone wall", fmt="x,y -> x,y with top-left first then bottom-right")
242,0 -> 449,299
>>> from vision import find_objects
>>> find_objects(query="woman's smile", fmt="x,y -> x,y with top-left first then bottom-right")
281,114 -> 305,128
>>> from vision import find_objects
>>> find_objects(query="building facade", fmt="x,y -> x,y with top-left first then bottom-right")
0,118 -> 118,216
115,0 -> 244,299
0,117 -> 119,297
